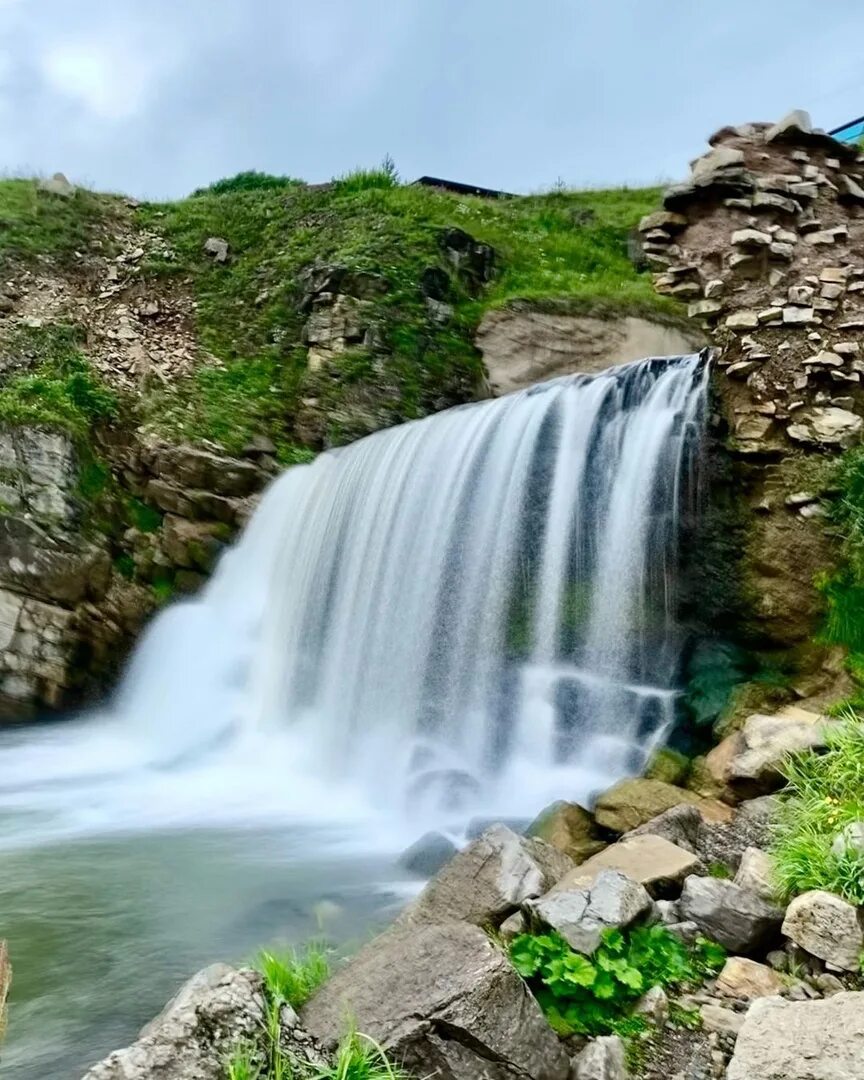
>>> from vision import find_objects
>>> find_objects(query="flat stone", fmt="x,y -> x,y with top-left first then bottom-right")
593,778 -> 704,833
688,299 -> 724,318
804,230 -> 840,246
752,192 -> 799,214
731,229 -> 772,249
701,1002 -> 745,1037
727,361 -> 759,378
692,147 -> 746,177
782,890 -> 864,971
788,407 -> 863,449
788,285 -> 815,305
716,957 -> 785,999
552,835 -> 701,898
783,305 -> 815,324
758,307 -> 783,323
765,109 -> 813,142
726,311 -> 761,329
803,350 -> 844,367
638,211 -> 688,234
727,992 -> 864,1080
839,174 -> 864,204
820,266 -> 849,283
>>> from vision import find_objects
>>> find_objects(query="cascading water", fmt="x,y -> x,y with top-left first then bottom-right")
0,351 -> 709,846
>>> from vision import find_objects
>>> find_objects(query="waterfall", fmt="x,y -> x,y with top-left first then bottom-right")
0,352 -> 709,842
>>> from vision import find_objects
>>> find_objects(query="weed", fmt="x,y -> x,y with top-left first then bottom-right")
509,925 -> 725,1037
307,1030 -> 410,1080
707,862 -> 732,879
772,712 -> 864,906
193,171 -> 304,197
255,943 -> 330,1011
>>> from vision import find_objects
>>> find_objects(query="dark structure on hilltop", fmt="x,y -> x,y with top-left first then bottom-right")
413,176 -> 514,199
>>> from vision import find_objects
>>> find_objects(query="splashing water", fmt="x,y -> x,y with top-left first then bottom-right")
0,353 -> 709,849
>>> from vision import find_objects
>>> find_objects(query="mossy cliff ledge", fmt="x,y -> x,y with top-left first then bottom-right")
642,111 -> 864,714
0,171 -> 685,717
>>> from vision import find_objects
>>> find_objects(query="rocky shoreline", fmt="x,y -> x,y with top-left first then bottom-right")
72,702 -> 864,1079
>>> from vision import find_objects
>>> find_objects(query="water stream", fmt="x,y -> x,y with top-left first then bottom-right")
0,353 -> 708,1077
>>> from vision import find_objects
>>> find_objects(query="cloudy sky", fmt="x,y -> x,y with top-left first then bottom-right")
0,0 -> 862,200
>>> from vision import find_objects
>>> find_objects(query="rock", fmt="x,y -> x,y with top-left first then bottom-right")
700,1002 -> 744,1037
38,172 -> 75,197
526,870 -> 654,954
203,236 -> 229,262
526,801 -> 605,865
639,211 -> 689,233
782,891 -> 864,972
839,175 -> 864,205
783,305 -> 815,324
733,847 -> 777,902
499,910 -> 526,943
593,778 -> 704,833
398,831 -> 459,877
679,875 -> 784,954
303,921 -> 570,1080
666,921 -> 701,945
813,973 -> 845,996
688,299 -> 724,318
716,957 -> 785,999
80,965 -> 303,1079
634,985 -> 668,1025
726,991 -> 864,1079
625,803 -> 706,854
730,231 -> 771,250
831,820 -> 864,859
644,747 -> 689,785
765,109 -> 813,142
725,311 -> 761,329
788,407 -> 863,449
706,708 -> 832,799
553,835 -> 701,898
571,1035 -> 627,1080
400,824 -> 572,928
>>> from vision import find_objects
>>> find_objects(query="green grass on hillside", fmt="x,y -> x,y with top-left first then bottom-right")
136,172 -> 675,453
0,178 -> 119,263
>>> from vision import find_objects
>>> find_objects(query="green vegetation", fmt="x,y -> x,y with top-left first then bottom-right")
256,944 -> 331,1010
308,1032 -> 410,1080
136,171 -> 676,452
193,171 -> 304,197
509,925 -> 725,1038
772,712 -> 864,907
0,178 -> 119,262
0,323 -> 118,434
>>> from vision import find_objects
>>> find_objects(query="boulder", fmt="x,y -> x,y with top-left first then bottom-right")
643,747 -> 690,785
593,778 -> 704,833
705,708 -> 832,800
782,890 -> 864,971
679,875 -> 784,954
788,408 -> 864,450
733,847 -> 777,902
571,1035 -> 627,1080
400,824 -> 573,928
634,985 -> 668,1025
716,957 -> 785,999
700,1002 -> 745,1037
302,921 -> 570,1080
203,236 -> 229,262
625,803 -> 706,853
727,991 -> 864,1079
526,801 -> 606,864
525,870 -> 654,955
80,965 -> 312,1079
38,172 -> 75,197
831,820 -> 864,860
398,831 -> 458,878
552,835 -> 700,897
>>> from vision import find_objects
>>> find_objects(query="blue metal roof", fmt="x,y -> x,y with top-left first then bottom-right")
830,116 -> 864,143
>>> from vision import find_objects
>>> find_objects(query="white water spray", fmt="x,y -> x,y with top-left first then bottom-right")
0,353 -> 708,848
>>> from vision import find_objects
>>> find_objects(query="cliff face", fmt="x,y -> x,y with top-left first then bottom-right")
639,111 -> 864,711
0,173 -> 680,718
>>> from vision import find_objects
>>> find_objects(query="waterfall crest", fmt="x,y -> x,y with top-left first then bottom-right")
0,353 -> 709,840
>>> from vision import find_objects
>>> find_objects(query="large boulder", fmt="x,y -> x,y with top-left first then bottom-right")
552,834 -> 701,897
679,875 -> 784,954
782,890 -> 864,971
400,824 -> 572,928
526,801 -> 606,864
727,991 -> 864,1080
398,831 -> 459,877
80,964 -> 299,1079
525,870 -> 655,955
704,707 -> 831,801
593,778 -> 704,833
302,921 -> 570,1080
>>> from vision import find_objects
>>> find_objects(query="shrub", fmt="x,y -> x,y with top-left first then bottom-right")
509,925 -> 725,1037
772,712 -> 864,904
192,171 -> 304,197
332,156 -> 399,195
255,943 -> 330,1010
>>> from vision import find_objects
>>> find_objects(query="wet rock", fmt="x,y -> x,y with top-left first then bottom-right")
398,831 -> 458,878
593,778 -> 704,833
553,834 -> 701,898
782,890 -> 864,971
525,870 -> 655,955
526,800 -> 605,864
679,875 -> 784,954
303,921 -> 570,1080
727,991 -> 864,1079
400,824 -> 572,928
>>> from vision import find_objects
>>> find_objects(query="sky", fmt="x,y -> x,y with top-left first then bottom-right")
0,0 -> 863,201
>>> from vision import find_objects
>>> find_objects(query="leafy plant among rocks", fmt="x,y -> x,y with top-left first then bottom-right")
509,924 -> 725,1037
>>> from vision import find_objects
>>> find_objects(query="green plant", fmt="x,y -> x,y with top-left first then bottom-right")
255,943 -> 331,1011
307,1030 -> 409,1080
193,171 -> 304,197
509,925 -> 725,1037
332,157 -> 399,195
707,862 -> 732,879
226,1042 -> 263,1080
772,712 -> 864,905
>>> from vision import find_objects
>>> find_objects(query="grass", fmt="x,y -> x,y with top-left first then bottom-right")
0,323 -> 118,434
135,172 -> 676,452
0,178 -> 119,263
256,943 -> 331,1011
307,1032 -> 410,1080
772,711 -> 864,907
